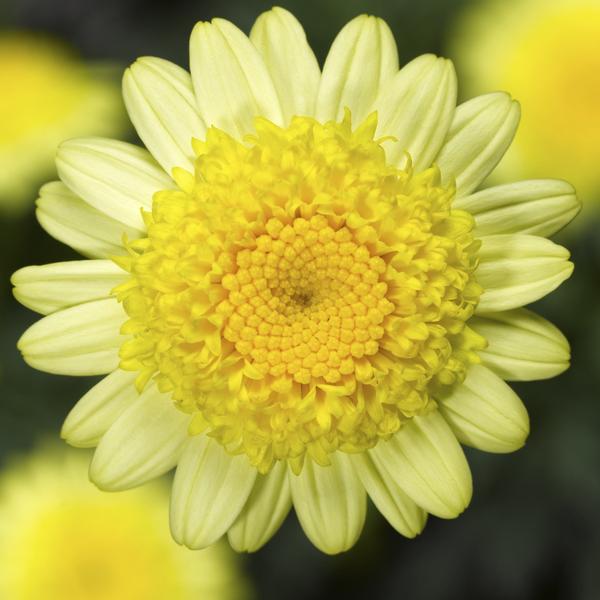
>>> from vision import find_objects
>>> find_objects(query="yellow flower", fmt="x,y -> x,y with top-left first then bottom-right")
0,445 -> 249,600
449,0 -> 600,206
0,32 -> 125,213
13,8 -> 577,554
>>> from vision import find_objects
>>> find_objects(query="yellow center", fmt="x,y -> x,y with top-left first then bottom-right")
114,112 -> 484,473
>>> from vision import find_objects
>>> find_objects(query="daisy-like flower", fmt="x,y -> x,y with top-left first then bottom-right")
13,8 -> 578,554
0,32 -> 125,213
0,445 -> 249,599
449,0 -> 600,206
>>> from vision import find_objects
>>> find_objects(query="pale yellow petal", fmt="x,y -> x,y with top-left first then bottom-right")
316,15 -> 398,123
170,436 -> 257,549
289,453 -> 366,554
12,260 -> 127,315
477,234 -> 573,312
455,179 -> 580,237
90,385 -> 190,491
470,308 -> 570,380
438,365 -> 529,453
228,460 -> 291,552
250,7 -> 320,121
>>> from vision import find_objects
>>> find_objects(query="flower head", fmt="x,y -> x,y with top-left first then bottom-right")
13,8 -> 578,554
0,445 -> 249,600
449,0 -> 600,207
0,32 -> 125,213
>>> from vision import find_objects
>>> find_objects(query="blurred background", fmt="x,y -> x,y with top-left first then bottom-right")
1,0 -> 599,598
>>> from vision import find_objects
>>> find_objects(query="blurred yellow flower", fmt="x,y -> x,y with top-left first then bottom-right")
0,445 -> 250,600
450,0 -> 600,207
0,32 -> 125,213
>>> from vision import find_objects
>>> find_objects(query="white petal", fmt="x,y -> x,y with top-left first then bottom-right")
12,260 -> 127,315
455,179 -> 580,237
470,308 -> 570,381
316,15 -> 398,123
90,384 -> 190,491
228,460 -> 292,552
189,19 -> 283,138
170,436 -> 257,549
436,92 -> 520,197
289,453 -> 366,554
376,54 -> 457,170
62,370 -> 138,448
56,138 -> 173,229
123,57 -> 205,175
250,7 -> 320,122
372,410 -> 472,519
438,365 -> 529,453
352,452 -> 427,538
477,234 -> 573,313
36,181 -> 139,259
17,298 -> 126,375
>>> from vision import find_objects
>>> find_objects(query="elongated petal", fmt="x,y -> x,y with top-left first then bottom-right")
250,7 -> 320,122
376,54 -> 456,170
436,92 -> 520,197
123,57 -> 205,175
228,460 -> 292,552
170,436 -> 257,549
12,260 -> 127,315
372,410 -> 472,519
56,138 -> 173,229
17,298 -> 125,375
189,19 -> 283,138
62,370 -> 138,448
316,15 -> 398,123
455,179 -> 580,237
477,234 -> 573,313
90,385 -> 190,491
438,365 -> 529,453
289,453 -> 366,554
470,308 -> 570,381
352,452 -> 426,538
36,182 -> 139,258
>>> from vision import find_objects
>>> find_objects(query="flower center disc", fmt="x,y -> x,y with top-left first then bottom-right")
115,112 -> 483,473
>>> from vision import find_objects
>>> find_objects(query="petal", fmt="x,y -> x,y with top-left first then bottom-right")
372,410 -> 472,519
90,384 -> 190,491
17,298 -> 125,375
170,436 -> 257,549
376,54 -> 457,170
62,370 -> 138,448
250,7 -> 320,122
123,57 -> 205,175
455,179 -> 580,237
12,260 -> 127,315
438,365 -> 529,453
352,452 -> 427,538
228,460 -> 292,552
36,181 -> 139,259
436,92 -> 520,197
289,453 -> 366,554
470,308 -> 570,381
189,19 -> 283,138
476,234 -> 573,313
316,15 -> 399,123
56,138 -> 173,230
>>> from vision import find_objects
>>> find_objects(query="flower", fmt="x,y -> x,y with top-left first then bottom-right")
0,445 -> 250,600
13,8 -> 578,554
449,0 -> 600,207
0,32 -> 125,214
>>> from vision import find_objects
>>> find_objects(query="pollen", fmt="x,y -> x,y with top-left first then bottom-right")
113,111 -> 485,474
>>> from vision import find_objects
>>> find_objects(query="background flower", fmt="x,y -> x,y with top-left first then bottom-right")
0,444 -> 251,600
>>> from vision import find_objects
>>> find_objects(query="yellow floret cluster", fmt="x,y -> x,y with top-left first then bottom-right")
113,111 -> 485,473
